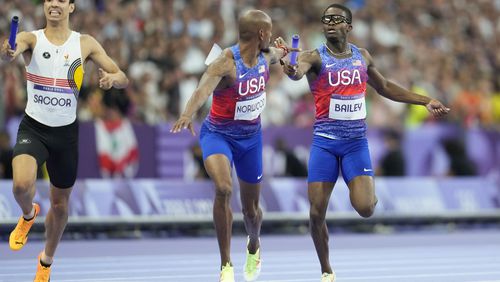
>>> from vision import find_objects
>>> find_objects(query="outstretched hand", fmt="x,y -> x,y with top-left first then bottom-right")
280,59 -> 298,77
98,68 -> 114,90
273,37 -> 301,53
1,39 -> 19,62
170,115 -> 196,136
274,37 -> 300,77
425,99 -> 450,117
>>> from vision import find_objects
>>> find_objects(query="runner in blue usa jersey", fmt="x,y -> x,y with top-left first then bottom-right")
171,10 -> 297,282
281,4 -> 449,282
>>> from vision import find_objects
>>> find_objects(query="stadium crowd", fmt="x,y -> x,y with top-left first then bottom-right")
0,0 -> 499,178
1,0 -> 499,127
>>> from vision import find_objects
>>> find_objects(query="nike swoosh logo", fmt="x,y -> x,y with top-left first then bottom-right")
257,174 -> 263,180
239,71 -> 250,79
363,168 -> 372,172
326,63 -> 335,68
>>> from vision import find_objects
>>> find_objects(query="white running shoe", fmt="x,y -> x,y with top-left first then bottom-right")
321,271 -> 336,282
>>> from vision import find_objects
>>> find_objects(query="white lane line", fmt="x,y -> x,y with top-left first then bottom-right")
0,254 -> 499,274
1,244 -> 498,263
3,264 -> 500,280
1,251 -> 498,267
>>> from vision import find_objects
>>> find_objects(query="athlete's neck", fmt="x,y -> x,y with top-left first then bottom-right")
325,40 -> 350,56
239,41 -> 260,68
44,21 -> 72,45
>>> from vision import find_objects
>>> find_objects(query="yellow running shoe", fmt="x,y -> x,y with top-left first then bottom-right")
321,271 -> 336,282
34,252 -> 51,282
9,203 -> 40,251
243,237 -> 261,281
219,262 -> 234,282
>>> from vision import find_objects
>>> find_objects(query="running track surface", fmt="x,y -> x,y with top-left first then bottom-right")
1,230 -> 499,282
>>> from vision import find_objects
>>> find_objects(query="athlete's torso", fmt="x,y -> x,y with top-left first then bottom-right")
25,29 -> 84,127
309,43 -> 368,139
205,44 -> 270,138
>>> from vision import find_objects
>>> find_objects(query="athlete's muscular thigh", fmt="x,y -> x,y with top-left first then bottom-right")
12,155 -> 38,189
46,123 -> 79,189
204,154 -> 233,192
347,175 -> 377,218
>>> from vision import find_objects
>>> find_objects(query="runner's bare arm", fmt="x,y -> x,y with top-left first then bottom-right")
267,37 -> 301,65
81,34 -> 128,89
282,50 -> 318,81
1,31 -> 36,62
267,46 -> 286,65
171,52 -> 234,135
361,48 -> 449,117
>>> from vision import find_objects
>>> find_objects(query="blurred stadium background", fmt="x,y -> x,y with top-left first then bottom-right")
0,0 -> 499,238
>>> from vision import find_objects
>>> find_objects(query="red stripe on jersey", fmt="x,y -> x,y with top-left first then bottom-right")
26,72 -> 55,83
55,79 -> 70,87
26,74 -> 53,82
27,77 -> 54,86
27,73 -> 71,88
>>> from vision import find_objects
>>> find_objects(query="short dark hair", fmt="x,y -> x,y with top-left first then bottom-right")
324,3 -> 352,24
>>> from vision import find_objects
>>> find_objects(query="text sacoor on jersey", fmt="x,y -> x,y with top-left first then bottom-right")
25,30 -> 83,127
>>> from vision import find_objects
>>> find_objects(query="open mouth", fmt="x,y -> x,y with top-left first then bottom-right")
49,10 -> 62,16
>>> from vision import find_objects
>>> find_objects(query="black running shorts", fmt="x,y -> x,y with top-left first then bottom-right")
13,114 -> 79,189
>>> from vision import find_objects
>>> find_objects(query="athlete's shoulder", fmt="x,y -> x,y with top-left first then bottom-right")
206,48 -> 235,77
78,34 -> 108,63
357,47 -> 368,55
18,31 -> 37,39
357,47 -> 373,66
17,31 -> 37,47
79,34 -> 98,46
79,34 -> 103,55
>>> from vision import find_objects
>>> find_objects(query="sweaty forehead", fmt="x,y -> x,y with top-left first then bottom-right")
324,7 -> 347,17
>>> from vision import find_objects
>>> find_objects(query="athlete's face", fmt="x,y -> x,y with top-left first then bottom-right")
44,0 -> 75,22
322,8 -> 352,41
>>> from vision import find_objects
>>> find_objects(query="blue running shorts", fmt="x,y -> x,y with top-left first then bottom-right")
308,134 -> 374,184
200,123 -> 263,184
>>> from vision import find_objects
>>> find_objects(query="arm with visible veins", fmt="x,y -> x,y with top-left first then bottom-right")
281,49 -> 319,81
170,50 -> 234,135
82,34 -> 128,89
360,48 -> 450,117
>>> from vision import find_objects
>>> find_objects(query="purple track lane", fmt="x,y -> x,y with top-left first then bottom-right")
1,229 -> 500,281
